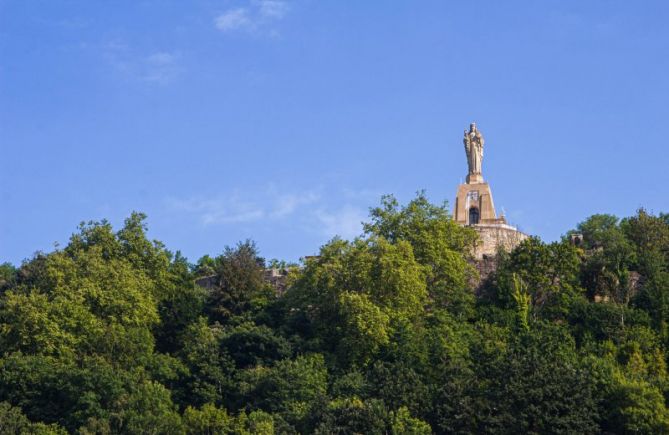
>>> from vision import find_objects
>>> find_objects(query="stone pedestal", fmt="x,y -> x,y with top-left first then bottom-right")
454,181 -> 505,226
454,177 -> 527,262
466,173 -> 483,184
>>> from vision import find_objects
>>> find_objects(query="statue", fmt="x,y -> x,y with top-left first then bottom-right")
463,122 -> 484,181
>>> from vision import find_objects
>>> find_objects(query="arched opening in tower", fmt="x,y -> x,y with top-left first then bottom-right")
469,207 -> 480,225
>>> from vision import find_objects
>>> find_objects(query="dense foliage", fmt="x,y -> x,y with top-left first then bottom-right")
1,196 -> 669,434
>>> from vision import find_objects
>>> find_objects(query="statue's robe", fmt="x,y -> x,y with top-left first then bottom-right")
464,132 -> 483,175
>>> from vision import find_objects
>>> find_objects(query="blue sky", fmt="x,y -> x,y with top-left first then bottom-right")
1,0 -> 668,265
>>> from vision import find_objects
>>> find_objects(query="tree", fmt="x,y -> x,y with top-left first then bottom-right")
0,401 -> 66,434
487,237 -> 583,322
285,235 -> 427,369
487,327 -> 599,434
205,241 -> 272,324
622,210 -> 669,339
0,263 -> 16,294
237,354 -> 327,431
336,292 -> 390,368
0,401 -> 32,434
608,378 -> 669,434
0,244 -> 159,365
111,380 -> 183,434
220,322 -> 292,370
364,192 -> 478,316
154,252 -> 207,354
178,318 -> 234,408
429,320 -> 504,434
591,355 -> 669,434
390,406 -> 431,435
365,360 -> 430,419
183,403 -> 233,434
313,397 -> 389,435
571,214 -> 636,303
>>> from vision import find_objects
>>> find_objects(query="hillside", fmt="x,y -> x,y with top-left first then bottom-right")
1,193 -> 668,434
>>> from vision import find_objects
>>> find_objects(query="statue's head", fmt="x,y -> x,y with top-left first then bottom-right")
470,122 -> 477,132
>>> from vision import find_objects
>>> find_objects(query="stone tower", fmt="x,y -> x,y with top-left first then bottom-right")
454,123 -> 507,226
454,182 -> 505,226
454,123 -> 528,260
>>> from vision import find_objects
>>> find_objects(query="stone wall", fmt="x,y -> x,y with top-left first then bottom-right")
472,224 -> 529,260
469,224 -> 529,286
263,268 -> 289,294
195,268 -> 289,294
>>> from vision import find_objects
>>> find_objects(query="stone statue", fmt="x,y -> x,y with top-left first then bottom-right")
463,122 -> 484,181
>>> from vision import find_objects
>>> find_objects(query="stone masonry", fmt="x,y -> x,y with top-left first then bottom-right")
472,224 -> 529,260
456,123 -> 528,276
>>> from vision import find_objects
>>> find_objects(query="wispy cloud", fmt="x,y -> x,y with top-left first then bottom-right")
257,0 -> 289,19
103,42 -> 181,85
167,194 -> 264,225
214,0 -> 290,34
146,52 -> 176,65
167,188 -> 319,226
37,16 -> 90,29
270,192 -> 320,218
215,8 -> 253,32
143,51 -> 180,84
167,186 -> 369,240
315,205 -> 366,240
